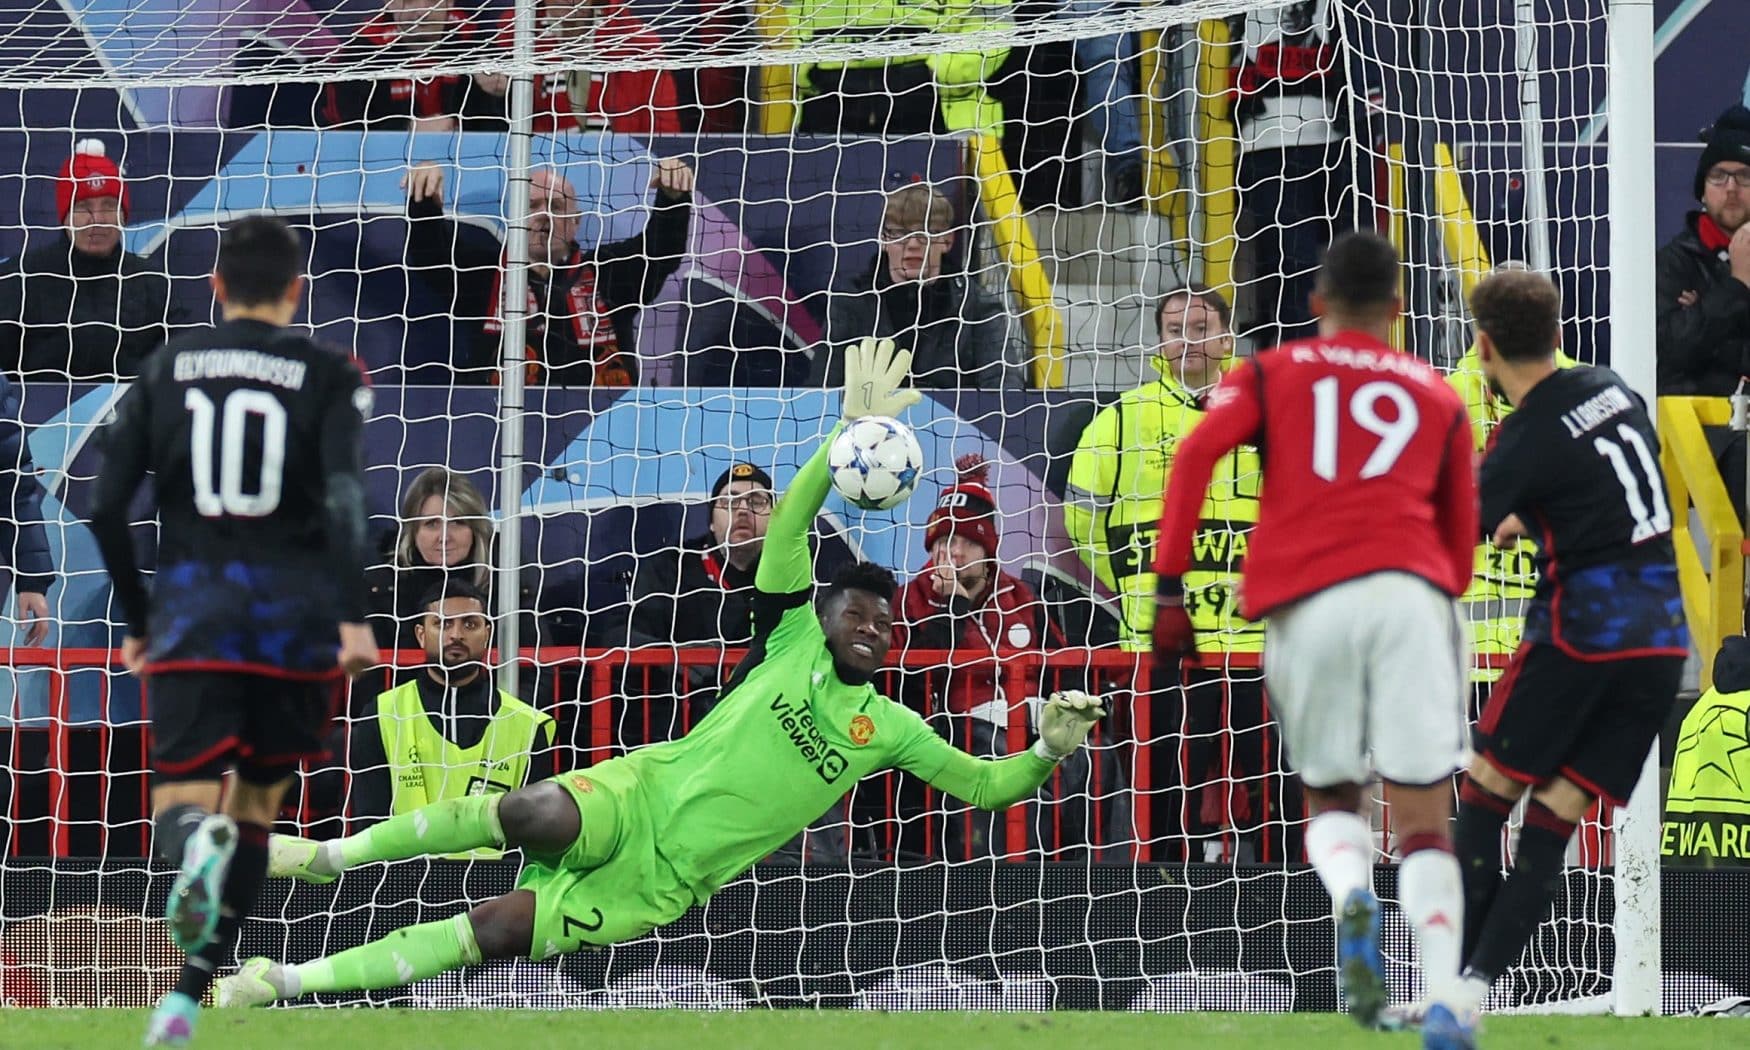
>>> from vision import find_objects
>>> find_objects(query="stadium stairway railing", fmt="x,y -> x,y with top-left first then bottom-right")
1658,396 -> 1745,688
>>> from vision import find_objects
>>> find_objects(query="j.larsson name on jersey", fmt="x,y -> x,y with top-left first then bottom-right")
1558,384 -> 1635,439
770,694 -> 850,783
173,349 -> 309,391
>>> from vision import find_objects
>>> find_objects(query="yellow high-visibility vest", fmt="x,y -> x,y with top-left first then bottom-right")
1448,345 -> 1579,680
378,679 -> 555,859
1663,682 -> 1750,865
1066,366 -> 1262,654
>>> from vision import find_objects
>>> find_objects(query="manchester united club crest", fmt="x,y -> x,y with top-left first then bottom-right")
848,715 -> 876,747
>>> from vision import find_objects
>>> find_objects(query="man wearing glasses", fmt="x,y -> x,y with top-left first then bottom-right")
623,463 -> 776,651
600,464 -> 793,742
813,183 -> 1023,389
1657,103 -> 1750,517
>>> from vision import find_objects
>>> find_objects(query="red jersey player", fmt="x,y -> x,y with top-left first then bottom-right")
1151,233 -> 1478,1049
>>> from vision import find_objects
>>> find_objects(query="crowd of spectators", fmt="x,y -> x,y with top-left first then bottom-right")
15,5 -> 1738,866
0,4 -> 1369,391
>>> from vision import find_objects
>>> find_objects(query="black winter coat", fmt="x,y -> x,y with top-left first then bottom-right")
812,256 -> 1022,390
603,531 -> 761,649
0,236 -> 188,379
1656,211 -> 1750,396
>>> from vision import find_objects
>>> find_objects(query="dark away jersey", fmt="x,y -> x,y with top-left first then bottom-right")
90,319 -> 371,678
1479,366 -> 1687,659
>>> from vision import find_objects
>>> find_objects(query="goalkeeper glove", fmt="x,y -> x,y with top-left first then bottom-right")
1034,690 -> 1107,762
841,337 -> 922,421
1152,574 -> 1199,681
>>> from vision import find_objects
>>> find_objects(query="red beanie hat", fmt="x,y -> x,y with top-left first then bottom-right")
57,139 -> 128,223
924,454 -> 999,557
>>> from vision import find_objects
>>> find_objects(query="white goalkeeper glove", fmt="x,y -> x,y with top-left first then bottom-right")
842,337 -> 922,421
1033,690 -> 1107,762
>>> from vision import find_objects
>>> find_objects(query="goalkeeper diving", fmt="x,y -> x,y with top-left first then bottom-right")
218,339 -> 1105,1005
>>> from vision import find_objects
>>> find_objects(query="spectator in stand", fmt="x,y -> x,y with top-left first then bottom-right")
366,467 -> 495,654
1061,0 -> 1145,205
1065,285 -> 1292,861
1,371 -> 52,645
813,183 -> 1023,390
401,158 -> 692,385
588,462 -> 776,744
618,462 -> 775,654
342,582 -> 556,835
1658,104 -> 1750,395
464,0 -> 683,134
596,461 -> 853,729
0,140 -> 188,380
892,456 -> 1087,858
1657,104 -> 1750,517
1231,3 -> 1355,349
322,0 -> 493,130
791,0 -> 1009,137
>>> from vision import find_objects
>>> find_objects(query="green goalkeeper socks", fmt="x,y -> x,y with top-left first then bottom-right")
334,794 -> 505,870
287,913 -> 483,996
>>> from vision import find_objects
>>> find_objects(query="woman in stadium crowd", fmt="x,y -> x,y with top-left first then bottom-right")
366,468 -> 497,655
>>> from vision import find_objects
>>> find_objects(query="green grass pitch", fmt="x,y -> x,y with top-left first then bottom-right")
5,1010 -> 1739,1050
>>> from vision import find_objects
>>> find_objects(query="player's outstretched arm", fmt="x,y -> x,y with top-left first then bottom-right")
899,691 -> 1107,811
756,337 -> 921,595
754,424 -> 838,596
1150,362 -> 1262,669
1153,363 -> 1262,582
89,383 -> 154,668
1434,405 -> 1480,590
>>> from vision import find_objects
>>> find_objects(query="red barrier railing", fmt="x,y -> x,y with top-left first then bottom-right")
8,647 -> 1184,860
7,647 -> 1605,866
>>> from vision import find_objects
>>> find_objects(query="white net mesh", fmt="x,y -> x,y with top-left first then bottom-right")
0,0 -> 1674,1017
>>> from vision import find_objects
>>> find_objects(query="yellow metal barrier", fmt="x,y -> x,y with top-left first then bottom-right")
754,1 -> 798,134
1137,30 -> 1183,228
1385,142 -> 1407,351
1430,142 -> 1492,302
1193,19 -> 1237,300
1659,397 -> 1744,686
972,135 -> 1066,388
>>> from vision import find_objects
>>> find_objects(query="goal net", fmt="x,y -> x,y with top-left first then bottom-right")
0,0 -> 1687,1017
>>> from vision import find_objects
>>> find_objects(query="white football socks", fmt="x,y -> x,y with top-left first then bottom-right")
1399,847 -> 1464,1006
1305,810 -> 1375,908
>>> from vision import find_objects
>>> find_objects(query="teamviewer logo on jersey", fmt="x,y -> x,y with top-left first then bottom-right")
770,694 -> 850,784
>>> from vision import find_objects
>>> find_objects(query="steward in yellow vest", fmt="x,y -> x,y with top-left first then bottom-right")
1066,286 -> 1262,654
349,582 -> 555,858
1664,636 -> 1750,866
1447,339 -> 1579,681
790,0 -> 1010,136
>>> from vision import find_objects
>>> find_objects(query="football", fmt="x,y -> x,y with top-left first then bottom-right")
829,416 -> 924,511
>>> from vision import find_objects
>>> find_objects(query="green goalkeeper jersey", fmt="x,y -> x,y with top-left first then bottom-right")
586,424 -> 1057,898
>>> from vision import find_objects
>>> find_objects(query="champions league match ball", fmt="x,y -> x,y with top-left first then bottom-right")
829,416 -> 924,511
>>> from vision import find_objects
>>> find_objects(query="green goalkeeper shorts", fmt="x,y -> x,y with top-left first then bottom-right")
516,760 -> 696,960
